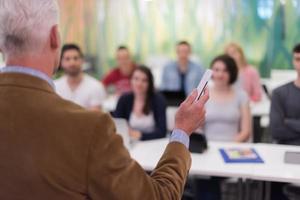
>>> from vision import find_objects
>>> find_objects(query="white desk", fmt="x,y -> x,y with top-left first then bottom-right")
252,144 -> 300,183
130,139 -> 300,184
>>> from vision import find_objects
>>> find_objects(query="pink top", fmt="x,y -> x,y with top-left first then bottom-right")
239,65 -> 262,102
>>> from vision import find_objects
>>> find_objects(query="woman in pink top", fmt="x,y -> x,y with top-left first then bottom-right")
225,43 -> 262,102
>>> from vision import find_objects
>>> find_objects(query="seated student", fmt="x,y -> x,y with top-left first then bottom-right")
195,55 -> 252,200
225,42 -> 263,102
204,54 -> 251,142
160,41 -> 205,96
55,44 -> 106,111
113,66 -> 167,141
269,45 -> 300,200
102,46 -> 136,95
270,43 -> 300,145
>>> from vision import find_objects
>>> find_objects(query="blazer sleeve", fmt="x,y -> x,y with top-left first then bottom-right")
87,113 -> 191,200
141,94 -> 167,141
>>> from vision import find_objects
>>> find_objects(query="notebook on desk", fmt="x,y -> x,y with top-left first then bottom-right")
219,148 -> 264,163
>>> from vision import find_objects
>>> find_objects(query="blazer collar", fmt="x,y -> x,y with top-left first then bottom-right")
0,73 -> 55,94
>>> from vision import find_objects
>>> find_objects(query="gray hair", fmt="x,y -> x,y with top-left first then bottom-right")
0,0 -> 59,56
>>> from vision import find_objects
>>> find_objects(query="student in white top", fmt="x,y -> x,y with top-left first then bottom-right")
113,66 -> 167,141
55,44 -> 106,110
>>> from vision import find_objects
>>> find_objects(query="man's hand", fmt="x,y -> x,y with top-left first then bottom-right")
174,89 -> 209,135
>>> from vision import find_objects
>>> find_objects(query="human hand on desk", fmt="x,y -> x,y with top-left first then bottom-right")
174,89 -> 209,135
129,128 -> 142,140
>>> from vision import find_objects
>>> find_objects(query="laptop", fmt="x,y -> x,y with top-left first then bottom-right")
112,118 -> 131,149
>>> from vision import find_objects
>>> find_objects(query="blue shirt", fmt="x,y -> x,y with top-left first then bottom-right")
161,60 -> 205,95
170,129 -> 190,149
0,66 -> 190,148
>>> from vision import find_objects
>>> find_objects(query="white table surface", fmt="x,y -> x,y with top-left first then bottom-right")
129,139 -> 300,184
251,144 -> 300,183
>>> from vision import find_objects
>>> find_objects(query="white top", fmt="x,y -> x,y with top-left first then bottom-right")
129,112 -> 155,133
204,89 -> 248,142
55,74 -> 106,109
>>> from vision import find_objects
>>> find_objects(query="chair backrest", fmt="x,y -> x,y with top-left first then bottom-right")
269,69 -> 297,92
112,118 -> 130,149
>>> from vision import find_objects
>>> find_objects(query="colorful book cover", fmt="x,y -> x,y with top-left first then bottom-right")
219,148 -> 264,163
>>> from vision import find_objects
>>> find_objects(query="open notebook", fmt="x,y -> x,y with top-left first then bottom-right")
219,148 -> 264,163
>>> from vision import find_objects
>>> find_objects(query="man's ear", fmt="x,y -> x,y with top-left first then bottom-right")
50,25 -> 60,50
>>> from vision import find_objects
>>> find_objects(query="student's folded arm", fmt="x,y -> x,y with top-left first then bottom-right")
285,119 -> 300,133
87,113 -> 191,200
270,90 -> 298,141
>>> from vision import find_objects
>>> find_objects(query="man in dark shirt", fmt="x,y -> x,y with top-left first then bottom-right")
270,43 -> 300,145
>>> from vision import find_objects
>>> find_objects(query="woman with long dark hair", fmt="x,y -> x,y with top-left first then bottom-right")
113,65 -> 167,141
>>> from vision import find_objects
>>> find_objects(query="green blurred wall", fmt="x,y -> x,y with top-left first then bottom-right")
60,0 -> 300,78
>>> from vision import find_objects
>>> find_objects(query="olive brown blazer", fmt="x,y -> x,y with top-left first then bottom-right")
0,73 -> 191,200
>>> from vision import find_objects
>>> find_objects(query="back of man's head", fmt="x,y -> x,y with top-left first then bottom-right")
0,0 -> 59,57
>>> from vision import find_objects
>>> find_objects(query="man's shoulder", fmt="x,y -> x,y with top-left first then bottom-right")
54,75 -> 67,86
105,68 -> 121,76
189,61 -> 204,71
245,65 -> 259,75
273,82 -> 293,96
164,61 -> 177,69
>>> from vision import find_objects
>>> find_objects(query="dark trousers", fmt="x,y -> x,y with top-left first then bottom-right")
195,177 -> 222,200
